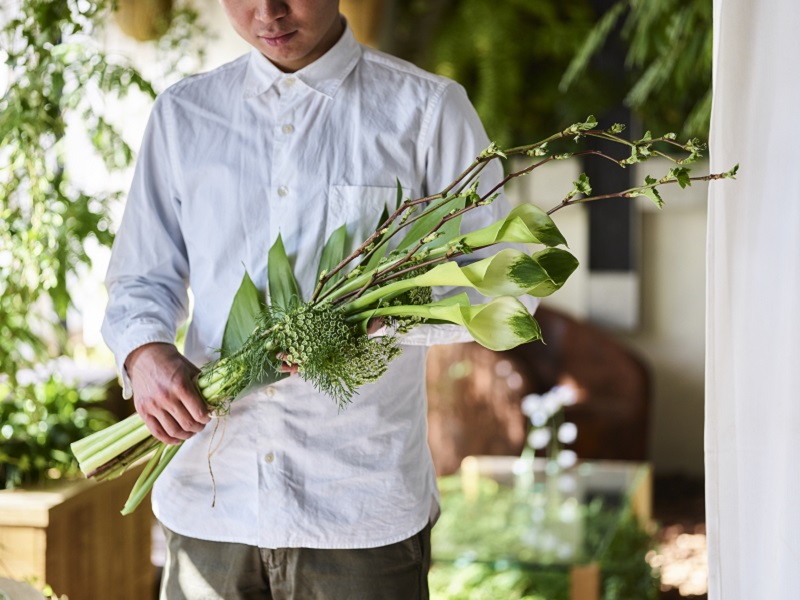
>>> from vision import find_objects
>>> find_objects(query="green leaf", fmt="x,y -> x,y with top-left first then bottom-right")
669,167 -> 692,189
633,176 -> 665,208
268,234 -> 302,312
573,173 -> 592,196
567,116 -> 598,133
395,178 -> 403,210
316,224 -> 347,293
396,193 -> 466,252
222,271 -> 263,356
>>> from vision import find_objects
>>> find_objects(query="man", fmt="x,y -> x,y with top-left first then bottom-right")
103,1 -> 510,597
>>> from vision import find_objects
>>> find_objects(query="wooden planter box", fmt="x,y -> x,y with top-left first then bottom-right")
0,467 -> 152,600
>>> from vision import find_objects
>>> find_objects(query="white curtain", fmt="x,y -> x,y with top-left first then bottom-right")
706,1 -> 800,598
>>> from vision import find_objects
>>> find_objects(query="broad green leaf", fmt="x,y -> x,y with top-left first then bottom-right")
268,234 -> 302,312
316,224 -> 347,294
221,271 -> 262,356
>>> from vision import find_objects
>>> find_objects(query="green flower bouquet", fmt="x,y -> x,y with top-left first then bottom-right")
71,117 -> 736,514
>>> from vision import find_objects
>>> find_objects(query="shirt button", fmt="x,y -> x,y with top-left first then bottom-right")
266,386 -> 277,397
282,124 -> 294,134
265,452 -> 275,464
277,186 -> 289,197
284,77 -> 297,87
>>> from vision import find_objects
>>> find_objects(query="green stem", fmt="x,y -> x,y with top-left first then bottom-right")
127,443 -> 166,499
121,443 -> 182,516
546,172 -> 728,215
71,412 -> 144,456
77,420 -> 152,474
345,303 -> 438,324
92,438 -> 162,481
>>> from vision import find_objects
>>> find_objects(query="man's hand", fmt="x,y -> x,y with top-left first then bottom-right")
125,342 -> 211,445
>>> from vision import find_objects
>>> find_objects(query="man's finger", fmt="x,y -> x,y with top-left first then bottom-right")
176,380 -> 211,424
142,413 -> 183,445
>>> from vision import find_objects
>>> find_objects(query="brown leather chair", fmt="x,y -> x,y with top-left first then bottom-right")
425,306 -> 651,475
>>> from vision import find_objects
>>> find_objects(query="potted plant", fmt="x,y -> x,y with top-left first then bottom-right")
0,376 -> 156,600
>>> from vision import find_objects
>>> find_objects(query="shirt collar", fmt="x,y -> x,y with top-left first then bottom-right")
242,21 -> 361,99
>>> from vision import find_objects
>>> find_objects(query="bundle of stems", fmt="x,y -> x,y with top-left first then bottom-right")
72,117 -> 737,514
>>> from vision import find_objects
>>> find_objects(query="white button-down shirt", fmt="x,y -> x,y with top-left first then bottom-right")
102,25 -> 512,549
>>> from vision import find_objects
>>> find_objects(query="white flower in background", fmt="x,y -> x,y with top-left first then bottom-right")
553,384 -> 578,407
523,385 -> 578,423
558,474 -> 578,494
528,427 -> 552,450
557,422 -> 578,444
521,393 -> 541,417
530,409 -> 549,428
557,449 -> 578,469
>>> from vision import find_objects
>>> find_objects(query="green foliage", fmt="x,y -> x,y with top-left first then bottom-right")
268,234 -> 302,313
0,376 -> 115,489
430,475 -> 659,600
0,0 -> 203,385
221,271 -> 263,357
561,0 -> 713,139
385,0 -> 604,147
269,303 -> 401,407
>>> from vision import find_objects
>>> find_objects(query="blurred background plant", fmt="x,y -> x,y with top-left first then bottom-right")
0,375 -> 116,489
0,0 -> 204,387
0,0 -> 204,488
560,0 -> 712,140
522,385 -> 580,473
381,0 -> 711,146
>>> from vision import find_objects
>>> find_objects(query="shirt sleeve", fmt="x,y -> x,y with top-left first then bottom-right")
101,94 -> 191,398
399,81 -> 539,347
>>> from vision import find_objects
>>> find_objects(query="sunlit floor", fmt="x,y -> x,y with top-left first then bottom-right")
652,475 -> 708,599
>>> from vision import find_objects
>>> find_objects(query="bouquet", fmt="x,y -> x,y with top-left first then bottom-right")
71,117 -> 736,514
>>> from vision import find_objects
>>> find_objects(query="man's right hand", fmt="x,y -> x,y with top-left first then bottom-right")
125,342 -> 211,445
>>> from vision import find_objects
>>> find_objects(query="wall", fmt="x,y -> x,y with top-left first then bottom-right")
509,158 -> 708,475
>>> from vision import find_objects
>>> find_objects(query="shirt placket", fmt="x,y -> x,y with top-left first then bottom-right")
257,381 -> 288,547
268,75 -> 301,247
258,76 -> 302,548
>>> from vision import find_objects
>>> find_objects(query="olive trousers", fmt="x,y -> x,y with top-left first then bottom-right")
159,523 -> 431,600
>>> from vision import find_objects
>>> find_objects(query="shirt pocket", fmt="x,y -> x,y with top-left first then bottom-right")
326,185 -> 399,256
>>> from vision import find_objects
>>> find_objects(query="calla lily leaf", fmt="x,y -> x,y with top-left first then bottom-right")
222,271 -> 262,357
268,234 -> 302,312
